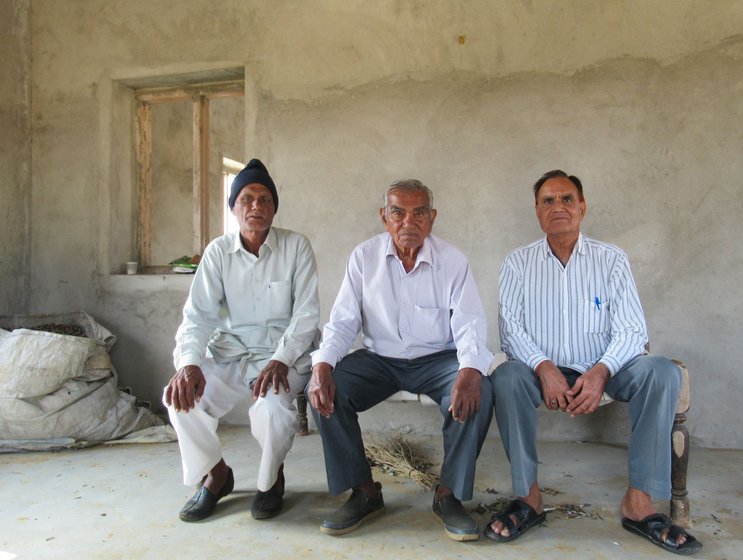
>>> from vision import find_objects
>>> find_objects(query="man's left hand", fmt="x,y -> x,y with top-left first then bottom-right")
448,367 -> 481,423
566,364 -> 610,417
252,360 -> 290,399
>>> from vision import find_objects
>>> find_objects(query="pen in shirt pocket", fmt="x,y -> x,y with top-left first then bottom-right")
594,296 -> 602,310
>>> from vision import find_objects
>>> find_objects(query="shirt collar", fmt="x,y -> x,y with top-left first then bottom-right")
227,227 -> 276,255
539,232 -> 585,260
384,234 -> 434,269
263,227 -> 277,254
228,232 -> 243,254
575,232 -> 585,255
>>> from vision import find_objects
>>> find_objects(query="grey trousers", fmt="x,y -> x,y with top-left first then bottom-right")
309,349 -> 493,501
491,354 -> 681,499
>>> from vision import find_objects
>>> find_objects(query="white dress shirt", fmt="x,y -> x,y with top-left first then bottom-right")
174,227 -> 320,375
498,233 -> 648,376
312,233 -> 493,375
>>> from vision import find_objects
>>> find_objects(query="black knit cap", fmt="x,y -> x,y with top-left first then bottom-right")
228,158 -> 278,212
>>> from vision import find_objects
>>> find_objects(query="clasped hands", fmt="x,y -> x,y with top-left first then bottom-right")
536,360 -> 610,417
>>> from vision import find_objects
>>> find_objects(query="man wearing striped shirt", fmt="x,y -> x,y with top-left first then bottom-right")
486,170 -> 701,554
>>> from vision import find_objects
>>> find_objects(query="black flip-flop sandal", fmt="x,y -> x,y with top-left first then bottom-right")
484,498 -> 547,543
622,513 -> 702,556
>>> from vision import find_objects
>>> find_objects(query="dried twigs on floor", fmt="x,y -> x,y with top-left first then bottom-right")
364,435 -> 440,489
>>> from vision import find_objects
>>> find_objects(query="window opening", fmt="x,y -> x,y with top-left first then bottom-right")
133,78 -> 244,271
223,156 -> 244,235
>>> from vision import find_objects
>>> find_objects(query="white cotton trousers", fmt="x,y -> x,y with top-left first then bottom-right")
164,356 -> 309,491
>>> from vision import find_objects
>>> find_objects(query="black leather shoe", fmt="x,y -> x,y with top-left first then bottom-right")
251,464 -> 285,520
321,482 -> 385,535
179,467 -> 234,522
432,491 -> 479,541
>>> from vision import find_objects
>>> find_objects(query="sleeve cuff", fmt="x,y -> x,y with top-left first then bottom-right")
458,352 -> 495,376
174,352 -> 202,371
311,348 -> 339,369
527,353 -> 551,372
599,358 -> 619,376
271,349 -> 295,368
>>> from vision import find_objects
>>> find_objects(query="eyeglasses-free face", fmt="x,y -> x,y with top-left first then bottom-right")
535,177 -> 586,238
231,183 -> 276,235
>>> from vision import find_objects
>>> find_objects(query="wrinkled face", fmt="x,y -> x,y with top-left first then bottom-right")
535,176 -> 586,238
380,188 -> 437,253
231,183 -> 275,235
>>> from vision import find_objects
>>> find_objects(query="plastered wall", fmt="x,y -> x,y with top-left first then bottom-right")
0,0 -> 30,313
7,0 -> 743,447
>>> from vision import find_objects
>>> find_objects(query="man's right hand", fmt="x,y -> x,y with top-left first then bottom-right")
164,365 -> 206,412
534,360 -> 571,411
308,362 -> 335,418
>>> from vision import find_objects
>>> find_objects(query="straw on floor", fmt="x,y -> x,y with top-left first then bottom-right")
364,435 -> 440,489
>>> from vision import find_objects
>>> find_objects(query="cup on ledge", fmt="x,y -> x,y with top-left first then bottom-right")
126,261 -> 138,275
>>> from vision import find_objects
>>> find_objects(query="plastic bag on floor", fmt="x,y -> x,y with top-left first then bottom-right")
0,312 -> 175,450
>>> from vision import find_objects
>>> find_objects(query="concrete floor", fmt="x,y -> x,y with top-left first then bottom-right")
1,426 -> 740,560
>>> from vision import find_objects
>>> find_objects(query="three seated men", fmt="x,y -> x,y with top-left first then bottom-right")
164,165 -> 701,555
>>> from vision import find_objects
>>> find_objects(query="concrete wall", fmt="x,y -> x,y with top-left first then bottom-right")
0,0 -> 31,314
12,0 -> 743,447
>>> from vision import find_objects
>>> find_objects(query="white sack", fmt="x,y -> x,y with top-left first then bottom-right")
0,312 -> 175,449
0,328 -> 98,398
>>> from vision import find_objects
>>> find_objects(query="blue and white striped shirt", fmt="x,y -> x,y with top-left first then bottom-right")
498,234 -> 648,376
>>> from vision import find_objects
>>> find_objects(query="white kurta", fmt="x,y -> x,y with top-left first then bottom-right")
166,227 -> 320,490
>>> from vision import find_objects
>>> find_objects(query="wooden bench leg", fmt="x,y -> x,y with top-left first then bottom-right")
670,410 -> 691,527
296,393 -> 310,436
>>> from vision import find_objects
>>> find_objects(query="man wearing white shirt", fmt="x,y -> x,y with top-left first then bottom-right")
487,170 -> 701,555
164,159 -> 320,523
308,179 -> 493,541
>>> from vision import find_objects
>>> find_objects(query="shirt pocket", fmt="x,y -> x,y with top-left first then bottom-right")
261,280 -> 292,320
410,305 -> 450,344
582,297 -> 609,334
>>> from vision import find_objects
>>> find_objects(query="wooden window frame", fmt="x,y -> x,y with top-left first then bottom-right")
134,80 -> 243,270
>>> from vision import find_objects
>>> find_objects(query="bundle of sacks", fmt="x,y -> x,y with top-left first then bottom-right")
0,311 -> 172,450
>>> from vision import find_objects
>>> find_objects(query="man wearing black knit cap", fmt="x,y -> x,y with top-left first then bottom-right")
164,158 -> 320,522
